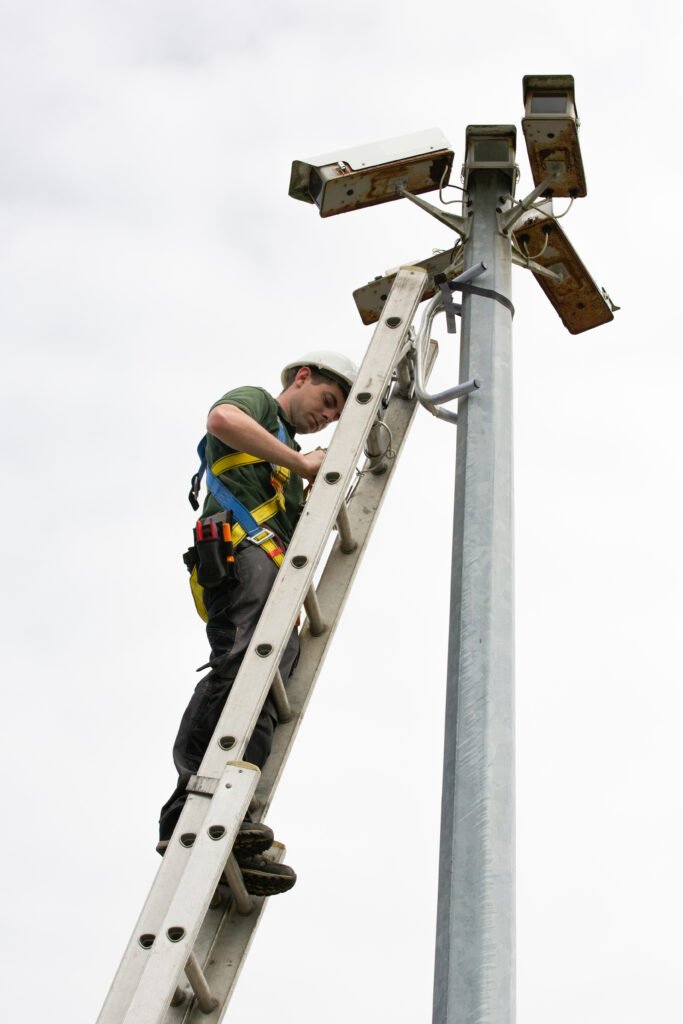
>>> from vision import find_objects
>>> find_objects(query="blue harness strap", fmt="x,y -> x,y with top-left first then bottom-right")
190,421 -> 288,543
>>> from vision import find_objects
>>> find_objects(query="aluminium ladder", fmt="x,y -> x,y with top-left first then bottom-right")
97,267 -> 430,1024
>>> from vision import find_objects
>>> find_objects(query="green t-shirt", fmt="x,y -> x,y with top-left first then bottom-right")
202,386 -> 304,547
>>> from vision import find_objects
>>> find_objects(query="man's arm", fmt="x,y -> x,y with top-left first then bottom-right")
207,404 -> 325,482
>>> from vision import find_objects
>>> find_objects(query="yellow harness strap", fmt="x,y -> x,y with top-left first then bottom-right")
211,451 -> 290,486
211,451 -> 262,474
190,450 -> 289,623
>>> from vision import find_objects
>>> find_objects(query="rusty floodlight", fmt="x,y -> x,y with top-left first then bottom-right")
512,206 -> 616,333
462,125 -> 517,192
288,129 -> 453,218
522,75 -> 587,198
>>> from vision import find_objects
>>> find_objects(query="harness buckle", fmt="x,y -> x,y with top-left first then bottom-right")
246,528 -> 275,547
189,473 -> 201,511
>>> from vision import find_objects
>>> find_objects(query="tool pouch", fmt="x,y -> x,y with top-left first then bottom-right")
189,514 -> 239,588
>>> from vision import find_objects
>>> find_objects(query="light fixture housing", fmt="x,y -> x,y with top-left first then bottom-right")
522,74 -> 586,198
462,125 -> 517,191
513,205 -> 615,333
288,129 -> 454,217
353,248 -> 461,325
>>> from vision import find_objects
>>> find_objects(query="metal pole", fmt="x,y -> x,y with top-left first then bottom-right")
432,168 -> 515,1024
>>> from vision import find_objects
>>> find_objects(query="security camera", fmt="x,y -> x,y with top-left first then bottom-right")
462,124 -> 517,192
353,248 -> 462,325
522,75 -> 587,198
512,204 -> 615,333
289,129 -> 454,217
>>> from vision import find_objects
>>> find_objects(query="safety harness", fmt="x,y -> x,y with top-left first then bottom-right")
185,421 -> 291,621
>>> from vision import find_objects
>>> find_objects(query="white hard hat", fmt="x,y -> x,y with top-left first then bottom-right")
281,350 -> 358,395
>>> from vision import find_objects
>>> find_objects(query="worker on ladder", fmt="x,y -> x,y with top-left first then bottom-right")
157,351 -> 358,897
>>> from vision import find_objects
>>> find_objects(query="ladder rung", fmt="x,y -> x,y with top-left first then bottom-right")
184,951 -> 218,1014
335,502 -> 357,554
303,585 -> 325,636
270,668 -> 293,723
170,986 -> 186,1008
222,854 -> 255,916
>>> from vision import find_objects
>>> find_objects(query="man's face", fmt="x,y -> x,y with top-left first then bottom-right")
285,367 -> 347,434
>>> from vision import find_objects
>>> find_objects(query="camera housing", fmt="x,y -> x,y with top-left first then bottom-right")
513,204 -> 614,333
522,74 -> 587,198
353,248 -> 462,325
289,129 -> 454,217
462,124 -> 517,191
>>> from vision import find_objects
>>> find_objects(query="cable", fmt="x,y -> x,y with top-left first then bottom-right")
544,196 -> 574,220
439,163 -> 466,206
519,232 -> 550,261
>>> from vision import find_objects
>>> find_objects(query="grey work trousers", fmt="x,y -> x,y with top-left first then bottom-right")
158,542 -> 299,842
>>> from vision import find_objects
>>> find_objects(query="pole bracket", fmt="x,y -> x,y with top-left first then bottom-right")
455,281 -> 515,317
399,188 -> 470,240
498,177 -> 553,235
434,263 -> 514,335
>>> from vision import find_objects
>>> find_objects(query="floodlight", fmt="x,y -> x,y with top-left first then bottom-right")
289,129 -> 453,218
353,248 -> 462,325
462,125 -> 517,191
512,206 -> 615,333
522,75 -> 586,198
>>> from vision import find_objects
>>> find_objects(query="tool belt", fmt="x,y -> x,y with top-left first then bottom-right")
184,510 -> 286,623
185,425 -> 290,623
183,511 -> 238,588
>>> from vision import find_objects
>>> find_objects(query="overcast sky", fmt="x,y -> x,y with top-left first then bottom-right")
1,2 -> 681,1022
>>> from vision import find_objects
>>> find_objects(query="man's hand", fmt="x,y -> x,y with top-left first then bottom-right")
296,448 -> 326,482
207,405 -> 328,483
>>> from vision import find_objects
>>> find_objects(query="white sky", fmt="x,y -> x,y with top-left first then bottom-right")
1,2 -> 681,1022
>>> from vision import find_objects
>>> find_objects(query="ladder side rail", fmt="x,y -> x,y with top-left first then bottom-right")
121,763 -> 257,1024
167,845 -> 287,1022
97,268 -> 427,1024
193,268 -> 428,782
255,346 -> 439,818
174,343 -> 439,1023
98,812 -> 207,1022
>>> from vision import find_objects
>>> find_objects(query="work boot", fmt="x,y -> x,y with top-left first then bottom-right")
156,820 -> 274,857
234,821 -> 274,858
237,854 -> 297,896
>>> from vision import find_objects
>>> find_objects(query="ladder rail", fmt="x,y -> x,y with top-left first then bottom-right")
97,268 -> 428,1024
119,763 -> 258,1024
171,341 -> 439,1023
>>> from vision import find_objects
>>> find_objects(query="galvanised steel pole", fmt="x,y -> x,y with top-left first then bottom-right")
432,152 -> 516,1024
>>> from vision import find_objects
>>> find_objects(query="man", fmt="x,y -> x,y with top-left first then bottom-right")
158,351 -> 358,896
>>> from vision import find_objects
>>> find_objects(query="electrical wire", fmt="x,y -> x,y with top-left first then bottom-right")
518,232 -> 550,261
542,196 -> 574,220
439,163 -> 466,206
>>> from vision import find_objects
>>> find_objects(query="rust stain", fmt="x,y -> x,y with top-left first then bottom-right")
321,153 -> 452,218
353,248 -> 460,325
513,214 -> 612,334
522,119 -> 587,198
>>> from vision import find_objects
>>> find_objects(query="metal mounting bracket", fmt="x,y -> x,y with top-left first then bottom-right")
435,262 -> 514,334
498,176 -> 553,235
399,187 -> 470,240
412,281 -> 483,427
510,249 -> 563,281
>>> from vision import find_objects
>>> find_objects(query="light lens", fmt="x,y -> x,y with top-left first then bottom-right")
472,139 -> 510,162
530,95 -> 567,114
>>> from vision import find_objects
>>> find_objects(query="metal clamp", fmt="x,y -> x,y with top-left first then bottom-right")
186,774 -> 219,797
